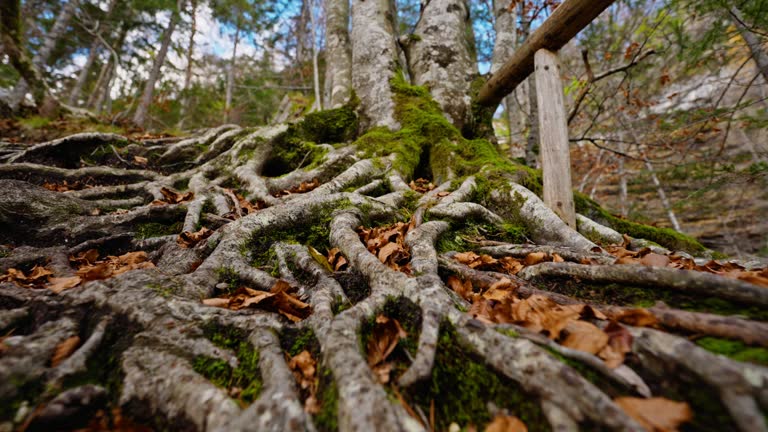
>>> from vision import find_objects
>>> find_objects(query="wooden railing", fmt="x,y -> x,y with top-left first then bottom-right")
478,0 -> 615,228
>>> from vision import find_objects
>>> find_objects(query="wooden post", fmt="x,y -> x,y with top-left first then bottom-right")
534,48 -> 576,228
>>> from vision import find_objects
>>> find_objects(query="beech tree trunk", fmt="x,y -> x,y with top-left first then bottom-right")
133,3 -> 181,128
401,0 -> 476,131
1,1 -> 766,432
324,0 -> 352,108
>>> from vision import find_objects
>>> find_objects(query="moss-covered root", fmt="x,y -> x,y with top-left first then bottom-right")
628,327 -> 768,432
519,262 -> 768,307
490,183 -> 596,250
575,192 -> 708,255
224,329 -> 314,431
453,320 -> 645,431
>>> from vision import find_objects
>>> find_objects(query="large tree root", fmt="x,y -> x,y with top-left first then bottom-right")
1,125 -> 766,432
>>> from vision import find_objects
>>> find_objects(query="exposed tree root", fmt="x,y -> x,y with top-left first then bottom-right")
1,125 -> 766,432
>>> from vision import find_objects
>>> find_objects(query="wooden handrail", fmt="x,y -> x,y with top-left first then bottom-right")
477,0 -> 615,107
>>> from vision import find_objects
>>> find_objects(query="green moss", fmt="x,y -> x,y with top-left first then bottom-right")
695,337 -> 768,366
215,267 -> 240,294
18,116 -> 51,129
283,328 -> 319,357
314,368 -> 339,432
574,192 -> 707,254
195,324 -> 262,405
147,282 -> 176,298
404,323 -> 549,431
541,279 -> 768,321
172,178 -> 190,191
436,219 -> 528,254
243,199 -> 351,267
354,73 -> 541,188
134,221 -> 183,240
265,105 -> 358,176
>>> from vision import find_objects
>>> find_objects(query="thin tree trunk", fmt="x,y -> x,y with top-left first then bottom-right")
525,73 -> 539,167
617,134 -> 628,217
178,0 -> 198,129
68,0 -> 118,106
133,2 -> 181,128
730,7 -> 768,84
6,0 -> 76,112
225,24 -> 240,123
401,0 -> 477,130
621,113 -> 681,231
308,0 -> 322,111
69,38 -> 102,106
350,0 -> 400,129
89,23 -> 128,110
324,0 -> 351,108
490,0 -> 523,156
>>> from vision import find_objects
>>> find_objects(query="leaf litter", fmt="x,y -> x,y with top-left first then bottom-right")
357,220 -> 415,274
273,178 -> 321,197
603,236 -> 768,287
366,314 -> 408,384
203,279 -> 311,322
151,187 -> 194,205
287,350 -> 321,414
0,250 -> 154,294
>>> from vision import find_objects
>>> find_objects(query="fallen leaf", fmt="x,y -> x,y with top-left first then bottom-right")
153,187 -> 194,205
47,276 -> 82,294
177,227 -> 213,248
485,414 -> 528,432
614,397 -> 692,431
598,322 -> 633,368
203,280 -> 311,322
560,320 -> 609,355
409,178 -> 436,193
51,336 -> 80,367
447,275 -> 474,301
133,155 -> 148,165
612,308 -> 657,327
524,252 -> 547,266
366,314 -> 407,383
640,253 -> 670,267
510,295 -> 581,339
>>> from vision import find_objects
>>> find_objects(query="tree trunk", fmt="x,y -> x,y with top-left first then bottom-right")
225,24 -> 241,123
308,0 -> 322,111
88,23 -> 128,111
350,0 -> 400,129
178,0 -> 198,129
324,0 -> 352,107
68,0 -> 118,107
490,0 -> 523,157
1,2 -> 765,432
401,0 -> 476,131
730,6 -> 768,84
133,3 -> 181,128
9,0 -> 78,110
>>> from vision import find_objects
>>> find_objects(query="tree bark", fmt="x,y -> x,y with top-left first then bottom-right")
401,0 -> 477,130
351,0 -> 400,129
68,0 -> 118,107
9,0 -> 78,110
225,24 -> 241,123
133,2 -> 181,128
730,7 -> 768,84
324,0 -> 352,108
308,0 -> 323,112
178,0 -> 198,129
490,0 -> 523,156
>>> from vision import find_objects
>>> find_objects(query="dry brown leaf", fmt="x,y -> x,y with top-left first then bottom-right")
510,295 -> 581,339
485,414 -> 528,432
326,247 -> 348,271
133,155 -> 148,165
77,262 -> 114,281
524,252 -> 547,266
153,187 -> 194,205
614,397 -> 692,432
552,253 -> 564,263
47,276 -> 82,294
203,280 -> 311,322
447,275 -> 474,301
274,178 -> 321,197
51,336 -> 80,367
366,315 -> 407,369
409,178 -> 436,193
598,322 -> 633,368
612,308 -> 658,327
177,227 -> 213,248
640,253 -> 671,267
560,320 -> 609,355
70,249 -> 100,266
